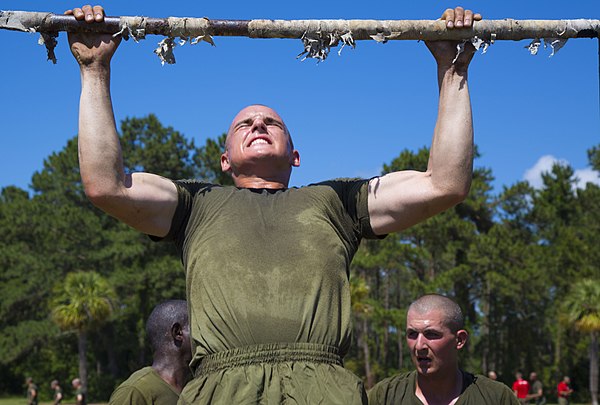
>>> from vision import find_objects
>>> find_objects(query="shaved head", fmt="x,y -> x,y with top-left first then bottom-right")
146,300 -> 188,353
408,294 -> 464,333
226,105 -> 294,149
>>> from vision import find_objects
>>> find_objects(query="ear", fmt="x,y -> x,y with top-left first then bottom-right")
221,151 -> 231,172
291,149 -> 300,167
455,329 -> 468,350
171,322 -> 183,347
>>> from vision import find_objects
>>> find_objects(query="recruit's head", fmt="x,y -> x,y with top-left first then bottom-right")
146,300 -> 191,364
50,380 -> 59,389
406,294 -> 468,378
221,105 -> 300,186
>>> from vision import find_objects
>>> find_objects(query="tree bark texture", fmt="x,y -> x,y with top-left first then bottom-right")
1,11 -> 599,41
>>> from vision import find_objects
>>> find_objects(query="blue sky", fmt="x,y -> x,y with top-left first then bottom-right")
2,1 -> 599,194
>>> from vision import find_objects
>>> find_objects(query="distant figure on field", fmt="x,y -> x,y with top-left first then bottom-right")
368,294 -> 519,404
50,380 -> 63,405
72,378 -> 86,405
25,377 -> 38,405
109,300 -> 192,405
528,372 -> 545,405
512,371 -> 530,403
488,371 -> 498,381
557,376 -> 574,405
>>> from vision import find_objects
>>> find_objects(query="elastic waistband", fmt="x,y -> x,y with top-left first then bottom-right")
194,342 -> 342,377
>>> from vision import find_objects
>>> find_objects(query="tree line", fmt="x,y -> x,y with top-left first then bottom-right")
0,114 -> 598,403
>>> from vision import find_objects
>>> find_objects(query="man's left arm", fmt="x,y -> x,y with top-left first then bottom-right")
368,7 -> 481,235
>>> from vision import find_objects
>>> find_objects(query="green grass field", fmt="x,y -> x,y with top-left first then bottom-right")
0,398 -> 108,405
0,398 -> 590,405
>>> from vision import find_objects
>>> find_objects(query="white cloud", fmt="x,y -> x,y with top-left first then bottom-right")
523,155 -> 600,190
523,155 -> 567,189
574,168 -> 600,189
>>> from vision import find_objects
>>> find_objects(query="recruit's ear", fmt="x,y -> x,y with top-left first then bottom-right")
221,151 -> 232,173
456,329 -> 469,350
290,149 -> 300,167
171,322 -> 184,347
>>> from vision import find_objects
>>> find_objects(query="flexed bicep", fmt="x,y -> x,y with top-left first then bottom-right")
367,170 -> 464,235
87,171 -> 179,237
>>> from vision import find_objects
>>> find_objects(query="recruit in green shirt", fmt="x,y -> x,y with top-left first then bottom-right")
368,370 -> 520,405
159,179 -> 381,404
109,367 -> 179,405
163,179 -> 379,368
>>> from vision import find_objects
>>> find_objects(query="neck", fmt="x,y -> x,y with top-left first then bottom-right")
152,357 -> 191,393
416,368 -> 463,405
232,174 -> 290,189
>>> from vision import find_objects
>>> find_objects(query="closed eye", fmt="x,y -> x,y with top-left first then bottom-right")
424,331 -> 442,339
265,118 -> 284,128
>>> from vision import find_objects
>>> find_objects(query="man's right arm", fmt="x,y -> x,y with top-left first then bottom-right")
69,5 -> 177,237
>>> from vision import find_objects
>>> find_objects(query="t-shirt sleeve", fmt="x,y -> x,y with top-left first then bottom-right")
502,385 -> 522,404
367,373 -> 413,405
109,386 -> 148,405
319,178 -> 387,240
150,180 -> 214,244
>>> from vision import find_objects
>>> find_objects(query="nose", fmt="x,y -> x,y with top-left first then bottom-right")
251,117 -> 268,133
414,333 -> 428,351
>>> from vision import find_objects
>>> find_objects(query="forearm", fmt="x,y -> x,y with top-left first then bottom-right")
428,64 -> 474,200
78,65 -> 126,203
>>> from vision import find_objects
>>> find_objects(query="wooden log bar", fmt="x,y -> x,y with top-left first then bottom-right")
1,11 -> 599,41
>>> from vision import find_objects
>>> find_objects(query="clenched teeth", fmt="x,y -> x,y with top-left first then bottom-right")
249,138 -> 269,146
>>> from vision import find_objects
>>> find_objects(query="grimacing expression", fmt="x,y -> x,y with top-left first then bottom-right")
406,308 -> 467,377
221,105 -> 299,174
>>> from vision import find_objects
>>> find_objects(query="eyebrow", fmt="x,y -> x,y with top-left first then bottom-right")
233,115 -> 284,130
233,118 -> 254,130
406,327 -> 442,334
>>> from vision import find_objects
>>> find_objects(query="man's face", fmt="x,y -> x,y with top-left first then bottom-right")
406,309 -> 466,377
529,372 -> 537,381
221,105 -> 299,175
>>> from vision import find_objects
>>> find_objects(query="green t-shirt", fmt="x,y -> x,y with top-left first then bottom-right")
27,383 -> 38,405
109,367 -> 179,405
368,370 -> 520,405
75,387 -> 86,405
162,179 -> 380,369
53,387 -> 63,404
531,380 -> 545,403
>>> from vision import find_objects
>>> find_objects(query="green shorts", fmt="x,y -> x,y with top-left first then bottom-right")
178,342 -> 367,404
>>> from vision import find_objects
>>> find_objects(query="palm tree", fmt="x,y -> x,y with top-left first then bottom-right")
562,279 -> 600,405
351,274 -> 375,388
50,271 -> 116,392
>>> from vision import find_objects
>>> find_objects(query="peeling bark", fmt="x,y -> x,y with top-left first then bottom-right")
1,11 -> 599,41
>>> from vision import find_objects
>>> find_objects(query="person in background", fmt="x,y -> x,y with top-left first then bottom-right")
109,300 -> 192,405
527,372 -> 545,405
50,380 -> 63,405
25,377 -> 38,405
368,294 -> 519,405
557,376 -> 574,405
512,371 -> 530,404
72,378 -> 86,405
